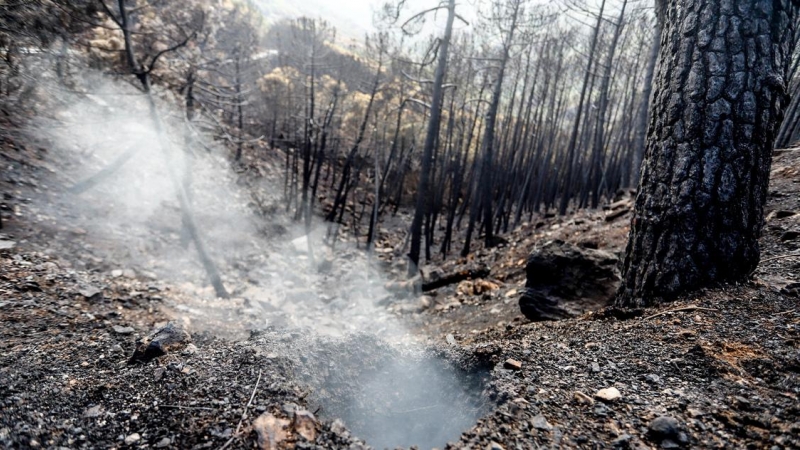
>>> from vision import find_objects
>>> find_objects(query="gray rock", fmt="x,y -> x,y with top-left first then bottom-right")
124,433 -> 140,445
612,434 -> 632,448
113,325 -> 135,335
530,414 -> 552,431
0,240 -> 16,250
78,287 -> 102,299
648,416 -> 681,440
644,374 -> 661,384
129,322 -> 191,364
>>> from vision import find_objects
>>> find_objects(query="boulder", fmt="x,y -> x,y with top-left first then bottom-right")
519,240 -> 620,321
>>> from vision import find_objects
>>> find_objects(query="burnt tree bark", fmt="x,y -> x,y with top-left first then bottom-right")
616,0 -> 798,307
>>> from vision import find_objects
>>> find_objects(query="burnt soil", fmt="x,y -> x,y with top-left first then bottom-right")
1,139 -> 799,450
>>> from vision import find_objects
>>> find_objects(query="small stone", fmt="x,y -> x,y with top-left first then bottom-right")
612,434 -> 632,448
111,269 -> 123,278
129,322 -> 191,364
504,359 -> 523,370
182,343 -> 198,355
155,437 -> 171,448
595,387 -> 621,403
648,416 -> 681,440
113,325 -> 135,335
446,334 -> 457,345
486,442 -> 504,450
644,374 -> 661,384
281,403 -> 298,416
78,287 -> 102,299
291,235 -> 309,253
124,433 -> 141,445
591,362 -> 600,373
0,240 -> 16,250
530,414 -> 552,431
686,408 -> 705,418
573,391 -> 595,405
732,396 -> 751,410
154,367 -> 166,381
293,409 -> 317,441
84,405 -> 103,418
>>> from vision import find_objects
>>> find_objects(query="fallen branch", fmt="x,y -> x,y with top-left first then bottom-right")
422,265 -> 490,292
219,369 -> 262,450
644,305 -> 718,321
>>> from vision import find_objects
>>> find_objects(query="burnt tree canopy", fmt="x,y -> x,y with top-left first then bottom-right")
617,0 -> 799,307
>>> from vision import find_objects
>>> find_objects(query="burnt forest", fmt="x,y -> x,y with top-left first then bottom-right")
1,0 -> 799,449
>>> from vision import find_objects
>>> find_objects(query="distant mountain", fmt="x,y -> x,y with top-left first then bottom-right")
252,0 -> 375,39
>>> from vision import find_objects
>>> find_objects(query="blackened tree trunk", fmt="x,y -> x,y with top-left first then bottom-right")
408,0 -> 456,273
616,0 -> 798,307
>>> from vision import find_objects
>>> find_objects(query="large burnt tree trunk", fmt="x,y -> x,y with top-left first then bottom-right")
616,0 -> 798,307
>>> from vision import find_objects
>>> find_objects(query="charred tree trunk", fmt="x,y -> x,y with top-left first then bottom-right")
408,0 -> 456,273
616,0 -> 798,307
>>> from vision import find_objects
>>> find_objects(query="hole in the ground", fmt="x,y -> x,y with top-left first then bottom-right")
309,348 -> 492,450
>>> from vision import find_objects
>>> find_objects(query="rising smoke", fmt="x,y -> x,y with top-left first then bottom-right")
23,56 -> 489,450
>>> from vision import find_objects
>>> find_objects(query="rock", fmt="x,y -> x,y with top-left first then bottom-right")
182,343 -> 198,355
530,414 -> 552,431
111,269 -> 123,278
291,235 -> 309,253
154,367 -> 166,381
595,387 -> 622,403
281,403 -> 298,416
330,418 -> 348,437
573,391 -> 595,405
504,359 -> 523,370
648,416 -> 681,441
519,240 -> 620,321
78,287 -> 102,299
155,437 -> 171,448
84,405 -> 103,418
486,442 -> 504,450
113,325 -> 135,335
253,413 -> 290,450
686,408 -> 705,418
612,434 -> 632,448
124,433 -> 141,445
446,334 -> 457,345
292,409 -> 317,441
0,240 -> 16,250
644,374 -> 661,384
591,362 -> 601,373
129,322 -> 191,364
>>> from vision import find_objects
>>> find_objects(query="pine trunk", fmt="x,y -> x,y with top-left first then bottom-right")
617,0 -> 797,306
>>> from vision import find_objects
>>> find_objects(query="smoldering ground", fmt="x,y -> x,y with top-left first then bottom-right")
19,66 -> 491,449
